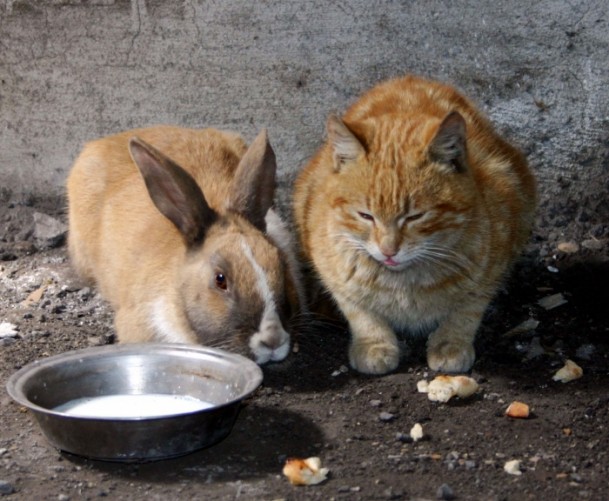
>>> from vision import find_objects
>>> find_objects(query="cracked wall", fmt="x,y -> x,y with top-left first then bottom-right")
1,0 -> 608,229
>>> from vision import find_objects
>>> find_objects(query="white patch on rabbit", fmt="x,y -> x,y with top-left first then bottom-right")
250,309 -> 291,364
239,237 -> 291,364
150,297 -> 189,343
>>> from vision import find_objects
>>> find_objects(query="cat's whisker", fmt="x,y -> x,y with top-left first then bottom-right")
421,244 -> 480,271
415,250 -> 478,284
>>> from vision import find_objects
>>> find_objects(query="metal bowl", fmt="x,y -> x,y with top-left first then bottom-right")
6,343 -> 263,462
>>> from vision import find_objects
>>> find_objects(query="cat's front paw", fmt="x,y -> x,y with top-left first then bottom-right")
349,340 -> 400,375
427,341 -> 475,373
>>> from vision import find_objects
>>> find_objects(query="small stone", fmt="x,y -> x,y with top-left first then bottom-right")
369,399 -> 382,408
575,344 -> 596,360
581,239 -> 603,251
383,487 -> 404,499
504,318 -> 540,337
379,412 -> 396,422
0,481 -> 15,495
537,293 -> 568,310
395,432 -> 412,443
436,483 -> 455,500
524,337 -> 546,360
77,287 -> 93,301
33,212 -> 67,249
0,322 -> 18,339
557,241 -> 579,253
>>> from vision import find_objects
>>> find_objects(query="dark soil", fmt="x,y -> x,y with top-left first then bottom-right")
1,194 -> 608,501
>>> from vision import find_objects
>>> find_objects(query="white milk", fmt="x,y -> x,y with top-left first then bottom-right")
54,394 -> 214,418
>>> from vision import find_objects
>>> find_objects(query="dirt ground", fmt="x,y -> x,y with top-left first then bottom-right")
0,186 -> 608,500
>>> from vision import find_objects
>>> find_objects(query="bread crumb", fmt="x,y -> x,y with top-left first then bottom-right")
424,375 -> 479,403
416,380 -> 429,393
283,457 -> 329,486
505,401 -> 530,419
504,459 -> 522,475
552,359 -> 583,383
410,423 -> 424,442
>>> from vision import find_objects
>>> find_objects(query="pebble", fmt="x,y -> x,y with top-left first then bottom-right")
331,365 -> 349,377
557,241 -> 579,253
383,487 -> 404,499
537,293 -> 568,310
575,344 -> 596,360
436,483 -> 455,500
369,399 -> 382,408
77,287 -> 93,301
0,322 -> 18,339
581,239 -> 603,251
504,318 -> 539,337
395,432 -> 412,443
33,212 -> 67,249
0,481 -> 15,495
379,412 -> 396,422
524,337 -> 546,360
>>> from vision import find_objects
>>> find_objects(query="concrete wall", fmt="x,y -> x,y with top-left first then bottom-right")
1,0 -> 608,218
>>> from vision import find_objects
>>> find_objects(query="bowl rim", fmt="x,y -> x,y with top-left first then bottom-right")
6,343 -> 264,421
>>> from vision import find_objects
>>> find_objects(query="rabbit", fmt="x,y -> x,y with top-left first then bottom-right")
67,125 -> 305,364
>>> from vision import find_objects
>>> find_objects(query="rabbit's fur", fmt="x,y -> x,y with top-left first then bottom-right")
67,125 -> 304,364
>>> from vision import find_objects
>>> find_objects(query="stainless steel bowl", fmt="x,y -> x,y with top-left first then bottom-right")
6,343 -> 263,462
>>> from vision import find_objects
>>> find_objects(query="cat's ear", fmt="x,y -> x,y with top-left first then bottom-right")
429,111 -> 468,172
327,115 -> 366,172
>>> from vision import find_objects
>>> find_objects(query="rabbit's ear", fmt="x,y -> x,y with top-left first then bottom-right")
129,137 -> 217,247
227,129 -> 276,232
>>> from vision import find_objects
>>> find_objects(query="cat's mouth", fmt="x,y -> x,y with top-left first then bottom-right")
383,256 -> 400,267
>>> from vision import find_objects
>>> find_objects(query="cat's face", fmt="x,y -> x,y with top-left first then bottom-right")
327,113 -> 477,273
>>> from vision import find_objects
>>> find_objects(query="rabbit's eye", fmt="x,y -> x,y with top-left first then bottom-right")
215,273 -> 228,290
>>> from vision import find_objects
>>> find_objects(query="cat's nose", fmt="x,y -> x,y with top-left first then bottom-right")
381,248 -> 397,258
379,241 -> 398,257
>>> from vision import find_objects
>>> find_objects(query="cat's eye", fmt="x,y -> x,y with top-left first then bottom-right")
357,211 -> 375,222
214,273 -> 228,291
405,212 -> 424,223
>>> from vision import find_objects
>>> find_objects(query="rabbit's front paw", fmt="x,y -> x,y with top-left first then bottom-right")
349,339 -> 400,375
427,341 -> 475,373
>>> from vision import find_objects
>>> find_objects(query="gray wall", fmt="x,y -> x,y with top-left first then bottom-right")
1,0 -> 608,220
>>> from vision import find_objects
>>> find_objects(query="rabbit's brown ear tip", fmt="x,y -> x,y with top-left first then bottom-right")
129,136 -> 143,148
256,128 -> 269,142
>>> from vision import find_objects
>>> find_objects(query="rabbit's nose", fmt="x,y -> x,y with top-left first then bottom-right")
249,317 -> 290,364
259,323 -> 288,350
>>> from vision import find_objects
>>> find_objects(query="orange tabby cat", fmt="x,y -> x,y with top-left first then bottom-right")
293,75 -> 536,374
